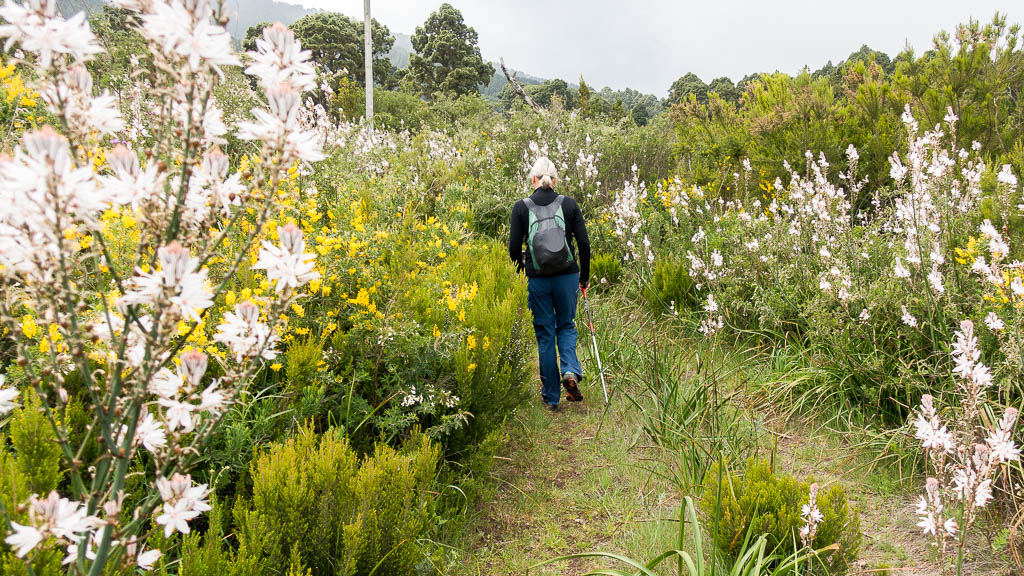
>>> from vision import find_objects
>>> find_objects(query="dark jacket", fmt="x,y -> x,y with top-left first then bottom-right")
508,187 -> 590,283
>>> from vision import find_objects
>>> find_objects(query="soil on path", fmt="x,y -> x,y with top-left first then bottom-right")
455,314 -> 1015,576
457,394 -> 678,575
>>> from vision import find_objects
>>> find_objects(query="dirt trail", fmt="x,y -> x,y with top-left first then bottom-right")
457,394 -> 678,575
457,311 -> 1014,575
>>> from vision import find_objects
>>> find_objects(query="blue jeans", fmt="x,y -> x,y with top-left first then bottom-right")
527,272 -> 583,405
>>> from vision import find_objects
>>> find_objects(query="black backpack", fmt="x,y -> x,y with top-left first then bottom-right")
525,195 -> 574,275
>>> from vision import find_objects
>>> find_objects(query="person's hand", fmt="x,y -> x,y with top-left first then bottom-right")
579,281 -> 589,294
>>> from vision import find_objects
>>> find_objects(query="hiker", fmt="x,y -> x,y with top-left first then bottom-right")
509,157 -> 591,411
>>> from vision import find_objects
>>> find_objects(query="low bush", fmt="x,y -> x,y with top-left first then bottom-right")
701,459 -> 861,574
643,256 -> 698,314
374,89 -> 432,132
9,389 -> 61,494
589,252 -> 622,290
180,426 -> 441,575
0,391 -> 64,575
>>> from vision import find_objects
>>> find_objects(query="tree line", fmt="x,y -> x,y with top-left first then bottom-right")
85,2 -> 1024,170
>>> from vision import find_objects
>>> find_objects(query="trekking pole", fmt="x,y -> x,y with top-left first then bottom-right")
581,286 -> 609,405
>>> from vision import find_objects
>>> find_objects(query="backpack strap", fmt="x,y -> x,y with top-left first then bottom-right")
523,196 -> 564,212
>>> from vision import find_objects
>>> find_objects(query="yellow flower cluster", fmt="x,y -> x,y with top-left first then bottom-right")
958,236 -> 1024,308
443,281 -> 478,324
0,60 -> 37,111
347,287 -> 380,317
17,314 -> 68,355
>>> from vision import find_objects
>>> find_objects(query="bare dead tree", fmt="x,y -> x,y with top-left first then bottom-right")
500,57 -> 546,116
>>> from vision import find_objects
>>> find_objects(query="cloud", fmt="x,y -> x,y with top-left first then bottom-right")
299,0 -> 1020,96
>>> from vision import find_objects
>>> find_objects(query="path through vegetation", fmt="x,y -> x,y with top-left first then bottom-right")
456,308 -> 1007,575
458,389 -> 678,575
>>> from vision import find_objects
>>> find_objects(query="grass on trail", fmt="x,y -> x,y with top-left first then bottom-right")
457,390 -> 680,575
453,299 -> 1014,575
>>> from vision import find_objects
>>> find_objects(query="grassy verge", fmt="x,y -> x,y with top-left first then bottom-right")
451,295 -> 1012,574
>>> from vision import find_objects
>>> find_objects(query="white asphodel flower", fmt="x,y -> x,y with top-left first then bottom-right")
123,243 -> 213,321
1012,277 -> 1024,297
139,0 -> 240,74
198,383 -> 226,415
984,312 -> 1005,332
997,164 -> 1018,188
237,83 -> 325,163
915,500 -> 936,536
4,522 -> 43,558
154,473 -> 211,537
46,64 -> 125,136
158,398 -> 195,433
253,224 -> 320,294
0,374 -> 19,414
894,257 -> 911,279
214,301 -> 280,363
927,267 -> 945,295
155,499 -> 200,537
195,149 -> 246,216
137,548 -> 162,570
135,412 -> 168,453
901,305 -> 918,328
914,396 -> 954,454
102,145 -> 165,210
987,408 -> 1021,464
245,22 -> 316,92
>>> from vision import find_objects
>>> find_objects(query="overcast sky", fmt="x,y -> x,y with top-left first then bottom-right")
297,0 -> 1020,96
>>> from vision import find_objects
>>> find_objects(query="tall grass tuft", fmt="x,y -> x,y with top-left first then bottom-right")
534,496 -> 835,575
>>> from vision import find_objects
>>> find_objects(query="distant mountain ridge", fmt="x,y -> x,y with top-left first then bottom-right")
55,0 -> 657,105
388,33 -> 413,70
57,0 -> 319,38
56,0 -> 554,92
56,0 -> 104,16
221,0 -> 319,40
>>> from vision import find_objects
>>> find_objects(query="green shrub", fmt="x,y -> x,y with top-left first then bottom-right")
0,437 -> 27,514
375,89 -> 432,132
433,243 -> 533,456
0,394 -> 65,574
10,389 -> 62,494
643,256 -> 697,313
327,237 -> 532,457
348,438 -> 440,573
701,459 -> 861,574
1,548 -> 63,576
589,252 -> 621,289
234,425 -> 440,575
285,336 -> 324,393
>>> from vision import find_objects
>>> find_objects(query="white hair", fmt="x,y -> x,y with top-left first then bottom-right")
529,157 -> 558,189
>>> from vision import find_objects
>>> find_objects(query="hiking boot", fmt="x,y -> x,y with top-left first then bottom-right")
547,402 -> 560,412
562,373 -> 583,402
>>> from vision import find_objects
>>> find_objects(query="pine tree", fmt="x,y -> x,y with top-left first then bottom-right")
407,3 -> 494,97
577,75 -> 592,118
242,21 -> 271,52
667,72 -> 708,105
289,12 -> 394,86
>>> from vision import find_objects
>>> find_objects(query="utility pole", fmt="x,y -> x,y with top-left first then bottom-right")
364,0 -> 373,136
